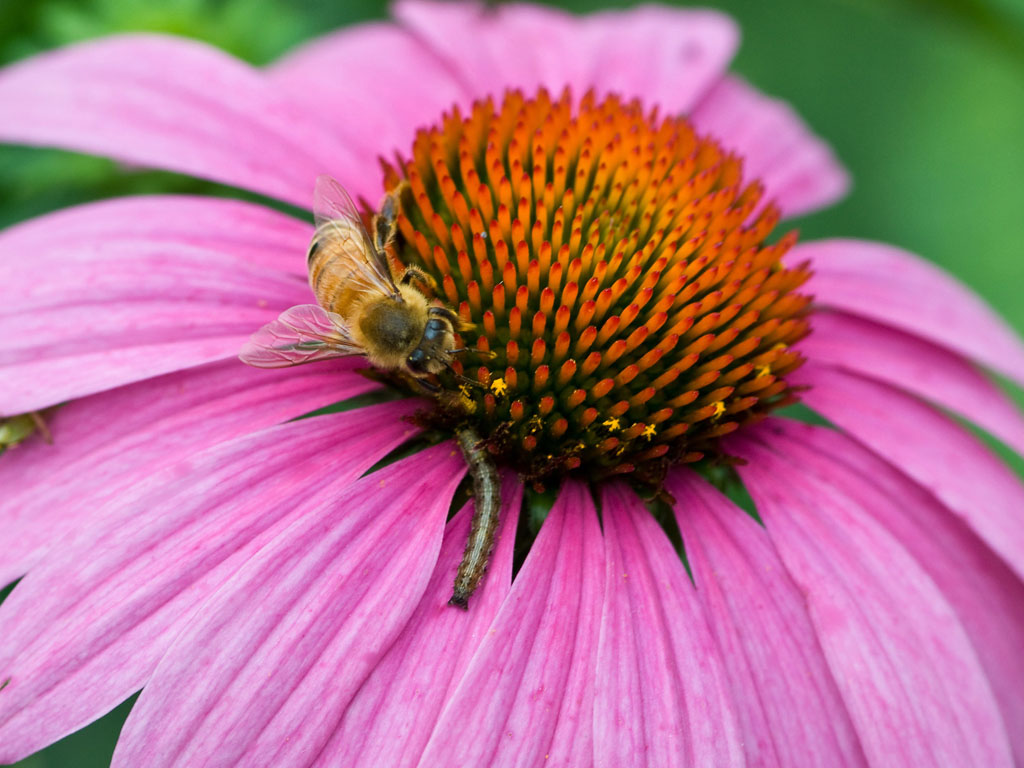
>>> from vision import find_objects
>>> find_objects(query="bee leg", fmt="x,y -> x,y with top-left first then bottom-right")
453,373 -> 484,389
400,265 -> 438,291
430,304 -> 475,332
412,376 -> 442,395
428,305 -> 459,323
372,211 -> 397,256
374,182 -> 409,253
450,426 -> 501,609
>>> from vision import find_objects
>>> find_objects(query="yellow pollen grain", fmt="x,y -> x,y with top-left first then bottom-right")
711,401 -> 727,419
602,417 -> 622,432
642,424 -> 657,441
755,365 -> 772,378
490,377 -> 508,397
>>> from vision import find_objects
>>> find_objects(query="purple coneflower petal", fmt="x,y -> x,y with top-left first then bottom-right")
0,358 -> 374,584
269,23 -> 467,179
415,481 -> 603,767
392,0 -> 588,101
0,403 -> 417,763
795,239 -> 1024,387
595,483 -> 743,767
796,362 -> 1024,580
393,0 -> 738,114
111,443 -> 464,768
322,475 -> 522,768
0,35 -> 360,207
691,75 -> 850,217
667,473 -> 867,767
0,196 -> 313,413
802,311 -> 1024,456
0,194 -> 311,280
736,435 -> 1014,767
760,420 -> 1024,764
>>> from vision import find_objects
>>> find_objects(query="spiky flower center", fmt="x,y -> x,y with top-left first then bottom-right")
382,89 -> 811,485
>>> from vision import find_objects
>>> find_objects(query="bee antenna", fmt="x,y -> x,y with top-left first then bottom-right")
455,374 -> 485,389
451,347 -> 497,360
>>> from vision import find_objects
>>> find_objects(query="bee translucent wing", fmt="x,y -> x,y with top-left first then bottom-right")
312,174 -> 400,297
239,304 -> 365,368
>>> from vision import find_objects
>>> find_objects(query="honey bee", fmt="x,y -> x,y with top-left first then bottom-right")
240,175 -> 460,387
241,176 -> 502,609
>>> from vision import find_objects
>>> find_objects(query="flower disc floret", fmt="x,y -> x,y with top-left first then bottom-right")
383,88 -> 813,484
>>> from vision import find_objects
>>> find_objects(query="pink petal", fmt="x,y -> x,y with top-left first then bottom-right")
595,483 -> 742,767
757,419 -> 1024,765
801,311 -> 1024,457
667,472 -> 867,767
793,239 -> 1024,388
316,473 -> 522,767
1,193 -> 311,281
416,480 -> 604,768
795,361 -> 1024,581
270,23 -> 467,183
0,196 -> 314,413
111,444 -> 465,768
691,75 -> 849,217
0,357 -> 375,585
393,0 -> 582,102
735,435 -> 1014,767
394,1 -> 738,114
0,403 -> 418,763
0,35 -> 360,207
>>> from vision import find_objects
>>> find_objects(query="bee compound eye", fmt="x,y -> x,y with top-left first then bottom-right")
423,318 -> 446,341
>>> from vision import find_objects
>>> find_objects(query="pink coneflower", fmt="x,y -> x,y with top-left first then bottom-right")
1,1 -> 1023,765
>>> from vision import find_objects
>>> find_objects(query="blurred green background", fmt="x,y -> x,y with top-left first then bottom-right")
1,0 -> 1022,765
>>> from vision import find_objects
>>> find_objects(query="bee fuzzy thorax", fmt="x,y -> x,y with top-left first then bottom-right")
350,289 -> 430,370
239,174 -> 459,380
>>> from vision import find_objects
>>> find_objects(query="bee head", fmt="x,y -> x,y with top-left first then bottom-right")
407,348 -> 431,376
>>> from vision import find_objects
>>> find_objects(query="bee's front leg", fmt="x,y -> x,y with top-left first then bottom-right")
411,375 -> 442,395
401,265 -> 439,292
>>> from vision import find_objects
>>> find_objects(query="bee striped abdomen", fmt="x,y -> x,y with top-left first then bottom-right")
307,224 -> 364,317
450,426 -> 501,609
